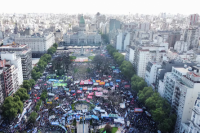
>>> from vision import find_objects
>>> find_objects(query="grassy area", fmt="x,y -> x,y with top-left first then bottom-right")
71,103 -> 75,110
100,127 -> 118,133
70,56 -> 77,60
88,56 -> 95,60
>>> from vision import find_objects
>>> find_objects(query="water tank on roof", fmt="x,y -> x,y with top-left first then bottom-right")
194,70 -> 197,73
197,64 -> 200,67
188,67 -> 192,71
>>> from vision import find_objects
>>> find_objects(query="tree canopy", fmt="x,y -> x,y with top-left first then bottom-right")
13,88 -> 29,101
2,96 -> 23,121
28,111 -> 38,124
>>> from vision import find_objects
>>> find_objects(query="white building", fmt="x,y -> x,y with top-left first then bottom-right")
181,96 -> 200,133
145,62 -> 161,89
188,14 -> 199,26
134,45 -> 166,78
116,32 -> 130,51
174,41 -> 188,53
15,32 -> 55,53
1,52 -> 23,85
172,69 -> 200,133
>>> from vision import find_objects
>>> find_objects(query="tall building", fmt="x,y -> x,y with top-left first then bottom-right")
188,14 -> 199,26
139,22 -> 151,31
109,19 -> 121,33
182,28 -> 199,49
1,52 -> 23,85
0,44 -> 32,80
172,68 -> 200,133
0,59 -> 19,105
134,45 -> 167,78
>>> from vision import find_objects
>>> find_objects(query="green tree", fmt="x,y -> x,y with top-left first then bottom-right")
35,105 -> 40,112
2,96 -> 23,121
53,43 -> 58,49
131,75 -> 147,93
29,79 -> 35,87
22,80 -> 31,91
31,69 -> 42,81
47,47 -> 56,55
138,87 -> 154,103
120,60 -> 134,79
151,107 -> 165,123
28,112 -> 38,124
158,118 -> 172,132
13,88 -> 29,101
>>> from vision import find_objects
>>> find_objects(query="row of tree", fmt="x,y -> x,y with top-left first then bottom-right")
47,43 -> 58,55
106,45 -> 176,132
132,76 -> 176,132
106,45 -> 134,79
2,78 -> 36,121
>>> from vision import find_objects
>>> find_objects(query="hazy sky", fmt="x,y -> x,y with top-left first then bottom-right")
0,0 -> 199,15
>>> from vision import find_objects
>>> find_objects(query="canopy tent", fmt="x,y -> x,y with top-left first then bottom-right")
64,88 -> 69,91
70,90 -> 75,93
103,90 -> 108,93
87,95 -> 93,99
93,79 -> 96,83
94,106 -> 101,111
88,88 -> 93,91
109,114 -> 118,118
99,82 -> 105,85
95,92 -> 103,97
104,80 -> 108,82
77,90 -> 82,93
97,87 -> 103,91
93,87 -> 97,91
116,79 -> 121,82
96,80 -> 100,83
53,83 -> 67,87
74,81 -> 80,84
72,93 -> 76,96
113,69 -> 120,73
83,87 -> 88,91
110,82 -> 114,86
80,81 -> 84,85
88,81 -> 93,84
134,108 -> 143,113
48,93 -> 55,97
105,83 -> 109,87
78,98 -> 86,101
91,115 -> 99,120
85,115 -> 92,120
86,99 -> 90,102
89,92 -> 94,96
120,103 -> 125,108
111,66 -> 115,69
79,88 -> 83,90
34,86 -> 40,89
124,85 -> 131,88
114,117 -> 124,124
93,83 -> 99,86
84,80 -> 88,85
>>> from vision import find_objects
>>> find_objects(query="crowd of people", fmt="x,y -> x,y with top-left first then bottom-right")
0,47 -> 158,133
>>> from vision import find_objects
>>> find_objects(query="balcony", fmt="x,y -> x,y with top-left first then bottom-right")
193,106 -> 200,115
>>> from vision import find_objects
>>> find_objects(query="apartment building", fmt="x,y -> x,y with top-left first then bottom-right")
0,44 -> 32,80
1,52 -> 23,85
134,45 -> 166,78
172,69 -> 200,133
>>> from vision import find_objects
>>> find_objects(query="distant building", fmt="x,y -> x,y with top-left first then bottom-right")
15,32 -> 55,54
188,14 -> 199,26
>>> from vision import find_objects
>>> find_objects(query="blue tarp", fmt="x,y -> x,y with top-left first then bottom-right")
70,90 -> 75,93
116,79 -> 121,82
105,83 -> 109,87
110,82 -> 113,86
79,88 -> 83,90
93,79 -> 95,83
47,88 -> 51,90
48,79 -> 59,83
76,115 -> 80,119
91,115 -> 99,120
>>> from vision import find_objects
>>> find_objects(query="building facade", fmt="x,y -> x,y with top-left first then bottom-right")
0,44 -> 32,80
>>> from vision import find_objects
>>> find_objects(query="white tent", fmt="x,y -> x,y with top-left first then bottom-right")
114,117 -> 124,124
34,86 -> 40,89
120,103 -> 125,108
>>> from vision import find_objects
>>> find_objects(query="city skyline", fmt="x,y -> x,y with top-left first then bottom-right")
0,0 -> 200,15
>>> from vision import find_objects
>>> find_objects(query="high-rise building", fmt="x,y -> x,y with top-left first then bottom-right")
0,44 -> 32,80
188,14 -> 199,26
1,52 -> 23,85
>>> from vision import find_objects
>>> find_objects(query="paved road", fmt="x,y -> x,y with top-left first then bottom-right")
77,123 -> 89,133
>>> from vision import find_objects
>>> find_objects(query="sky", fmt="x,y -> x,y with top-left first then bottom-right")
0,0 -> 200,15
